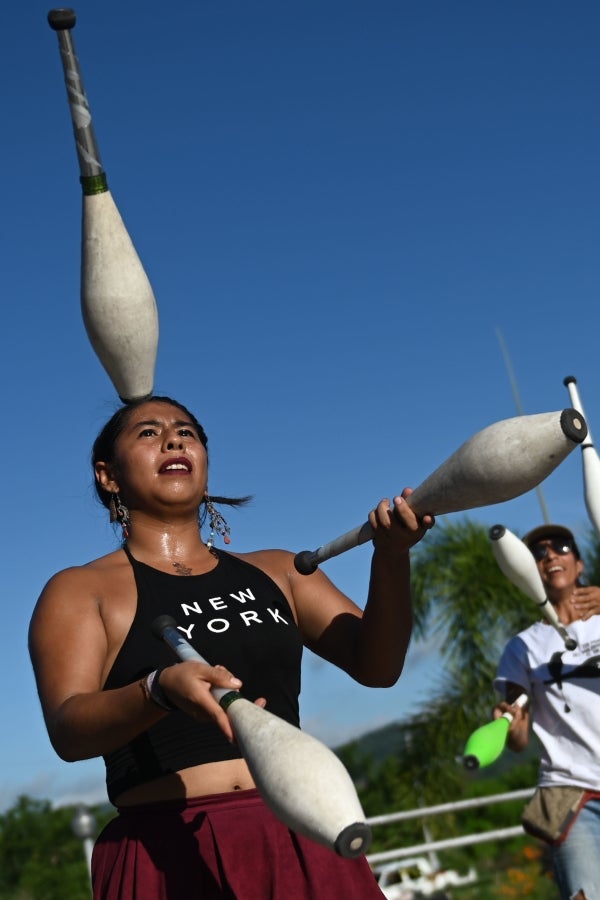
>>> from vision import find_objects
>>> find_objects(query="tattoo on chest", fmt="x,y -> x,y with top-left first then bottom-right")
172,562 -> 193,576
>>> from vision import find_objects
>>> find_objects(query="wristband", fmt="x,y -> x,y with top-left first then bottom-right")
142,667 -> 177,711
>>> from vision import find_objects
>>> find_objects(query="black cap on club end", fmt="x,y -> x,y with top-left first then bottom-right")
462,754 -> 480,772
151,615 -> 178,640
489,524 -> 506,542
334,822 -> 372,859
560,408 -> 587,444
47,8 -> 77,30
293,551 -> 319,575
563,375 -> 577,387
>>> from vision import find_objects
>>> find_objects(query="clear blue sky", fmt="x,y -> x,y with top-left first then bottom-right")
3,0 -> 600,811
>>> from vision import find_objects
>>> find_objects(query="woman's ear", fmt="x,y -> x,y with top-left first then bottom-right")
95,461 -> 120,494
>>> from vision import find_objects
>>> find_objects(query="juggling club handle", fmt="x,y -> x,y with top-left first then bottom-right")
493,692 -> 529,727
294,521 -> 374,575
47,7 -> 107,192
564,376 -> 600,541
564,377 -> 594,448
151,615 -> 239,707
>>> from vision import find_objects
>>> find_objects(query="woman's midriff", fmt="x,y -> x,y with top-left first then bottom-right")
114,758 -> 256,806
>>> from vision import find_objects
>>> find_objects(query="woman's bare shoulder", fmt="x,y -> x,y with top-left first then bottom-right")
49,547 -> 126,578
230,548 -> 299,583
229,549 -> 296,603
232,547 -> 294,567
34,549 -> 129,609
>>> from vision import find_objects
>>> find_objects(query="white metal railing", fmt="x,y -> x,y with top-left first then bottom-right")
365,787 -> 534,865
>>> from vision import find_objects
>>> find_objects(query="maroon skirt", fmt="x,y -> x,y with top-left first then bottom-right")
92,789 -> 384,899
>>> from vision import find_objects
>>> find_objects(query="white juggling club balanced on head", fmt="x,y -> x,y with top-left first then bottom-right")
295,409 -> 587,574
564,376 -> 600,539
47,8 -> 159,403
489,524 -> 576,650
151,615 -> 372,859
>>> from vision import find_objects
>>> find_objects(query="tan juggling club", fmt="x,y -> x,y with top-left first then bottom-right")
151,615 -> 372,859
48,9 -> 158,402
489,524 -> 577,650
564,376 -> 600,539
295,409 -> 587,574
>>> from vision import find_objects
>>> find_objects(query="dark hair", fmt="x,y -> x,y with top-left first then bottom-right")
92,395 -> 251,513
523,524 -> 581,561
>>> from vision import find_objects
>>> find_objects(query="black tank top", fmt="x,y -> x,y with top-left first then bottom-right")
103,548 -> 303,803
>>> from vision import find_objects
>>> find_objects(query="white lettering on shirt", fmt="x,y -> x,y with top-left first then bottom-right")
229,588 -> 256,604
208,596 -> 227,610
268,608 -> 289,625
207,618 -> 230,634
177,623 -> 196,640
181,601 -> 203,617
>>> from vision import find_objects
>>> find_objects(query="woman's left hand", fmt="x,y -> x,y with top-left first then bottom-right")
368,488 -> 434,558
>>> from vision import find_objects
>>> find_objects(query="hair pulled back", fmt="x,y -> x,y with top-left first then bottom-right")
91,396 -> 250,514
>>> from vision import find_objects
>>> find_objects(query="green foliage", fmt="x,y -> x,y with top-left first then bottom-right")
0,796 -> 113,900
411,517 -> 534,674
582,528 -> 600,585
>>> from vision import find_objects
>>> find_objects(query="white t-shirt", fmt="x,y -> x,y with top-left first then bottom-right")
494,616 -> 600,789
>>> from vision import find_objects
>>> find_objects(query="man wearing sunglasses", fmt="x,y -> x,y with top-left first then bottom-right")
494,524 -> 600,900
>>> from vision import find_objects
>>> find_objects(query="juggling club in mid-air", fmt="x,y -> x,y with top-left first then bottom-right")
151,615 -> 372,859
47,8 -> 158,403
489,524 -> 577,650
294,408 -> 587,574
564,376 -> 600,539
462,693 -> 528,770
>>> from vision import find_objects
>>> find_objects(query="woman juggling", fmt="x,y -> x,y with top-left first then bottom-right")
29,395 -> 433,899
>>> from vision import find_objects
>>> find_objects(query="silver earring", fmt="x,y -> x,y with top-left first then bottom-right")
205,496 -> 231,549
110,492 -> 130,540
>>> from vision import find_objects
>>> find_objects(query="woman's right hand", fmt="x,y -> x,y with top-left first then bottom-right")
158,662 -> 265,743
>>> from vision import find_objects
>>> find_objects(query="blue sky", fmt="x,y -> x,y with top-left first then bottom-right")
3,0 -> 600,811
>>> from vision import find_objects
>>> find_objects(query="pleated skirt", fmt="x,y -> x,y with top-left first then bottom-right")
92,789 -> 384,899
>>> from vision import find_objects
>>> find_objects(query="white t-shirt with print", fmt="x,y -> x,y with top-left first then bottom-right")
494,616 -> 600,789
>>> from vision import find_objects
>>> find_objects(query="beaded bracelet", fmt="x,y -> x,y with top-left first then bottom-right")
141,667 -> 177,711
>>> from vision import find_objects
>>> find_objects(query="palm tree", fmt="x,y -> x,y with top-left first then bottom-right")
393,516 -> 600,806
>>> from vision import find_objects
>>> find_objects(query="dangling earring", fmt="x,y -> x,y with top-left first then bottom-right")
205,495 -> 231,549
110,492 -> 130,540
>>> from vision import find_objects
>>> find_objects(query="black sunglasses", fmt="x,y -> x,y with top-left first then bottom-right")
530,539 -> 574,561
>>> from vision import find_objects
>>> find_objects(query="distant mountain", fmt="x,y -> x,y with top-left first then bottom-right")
334,718 -> 542,779
335,720 -> 407,763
